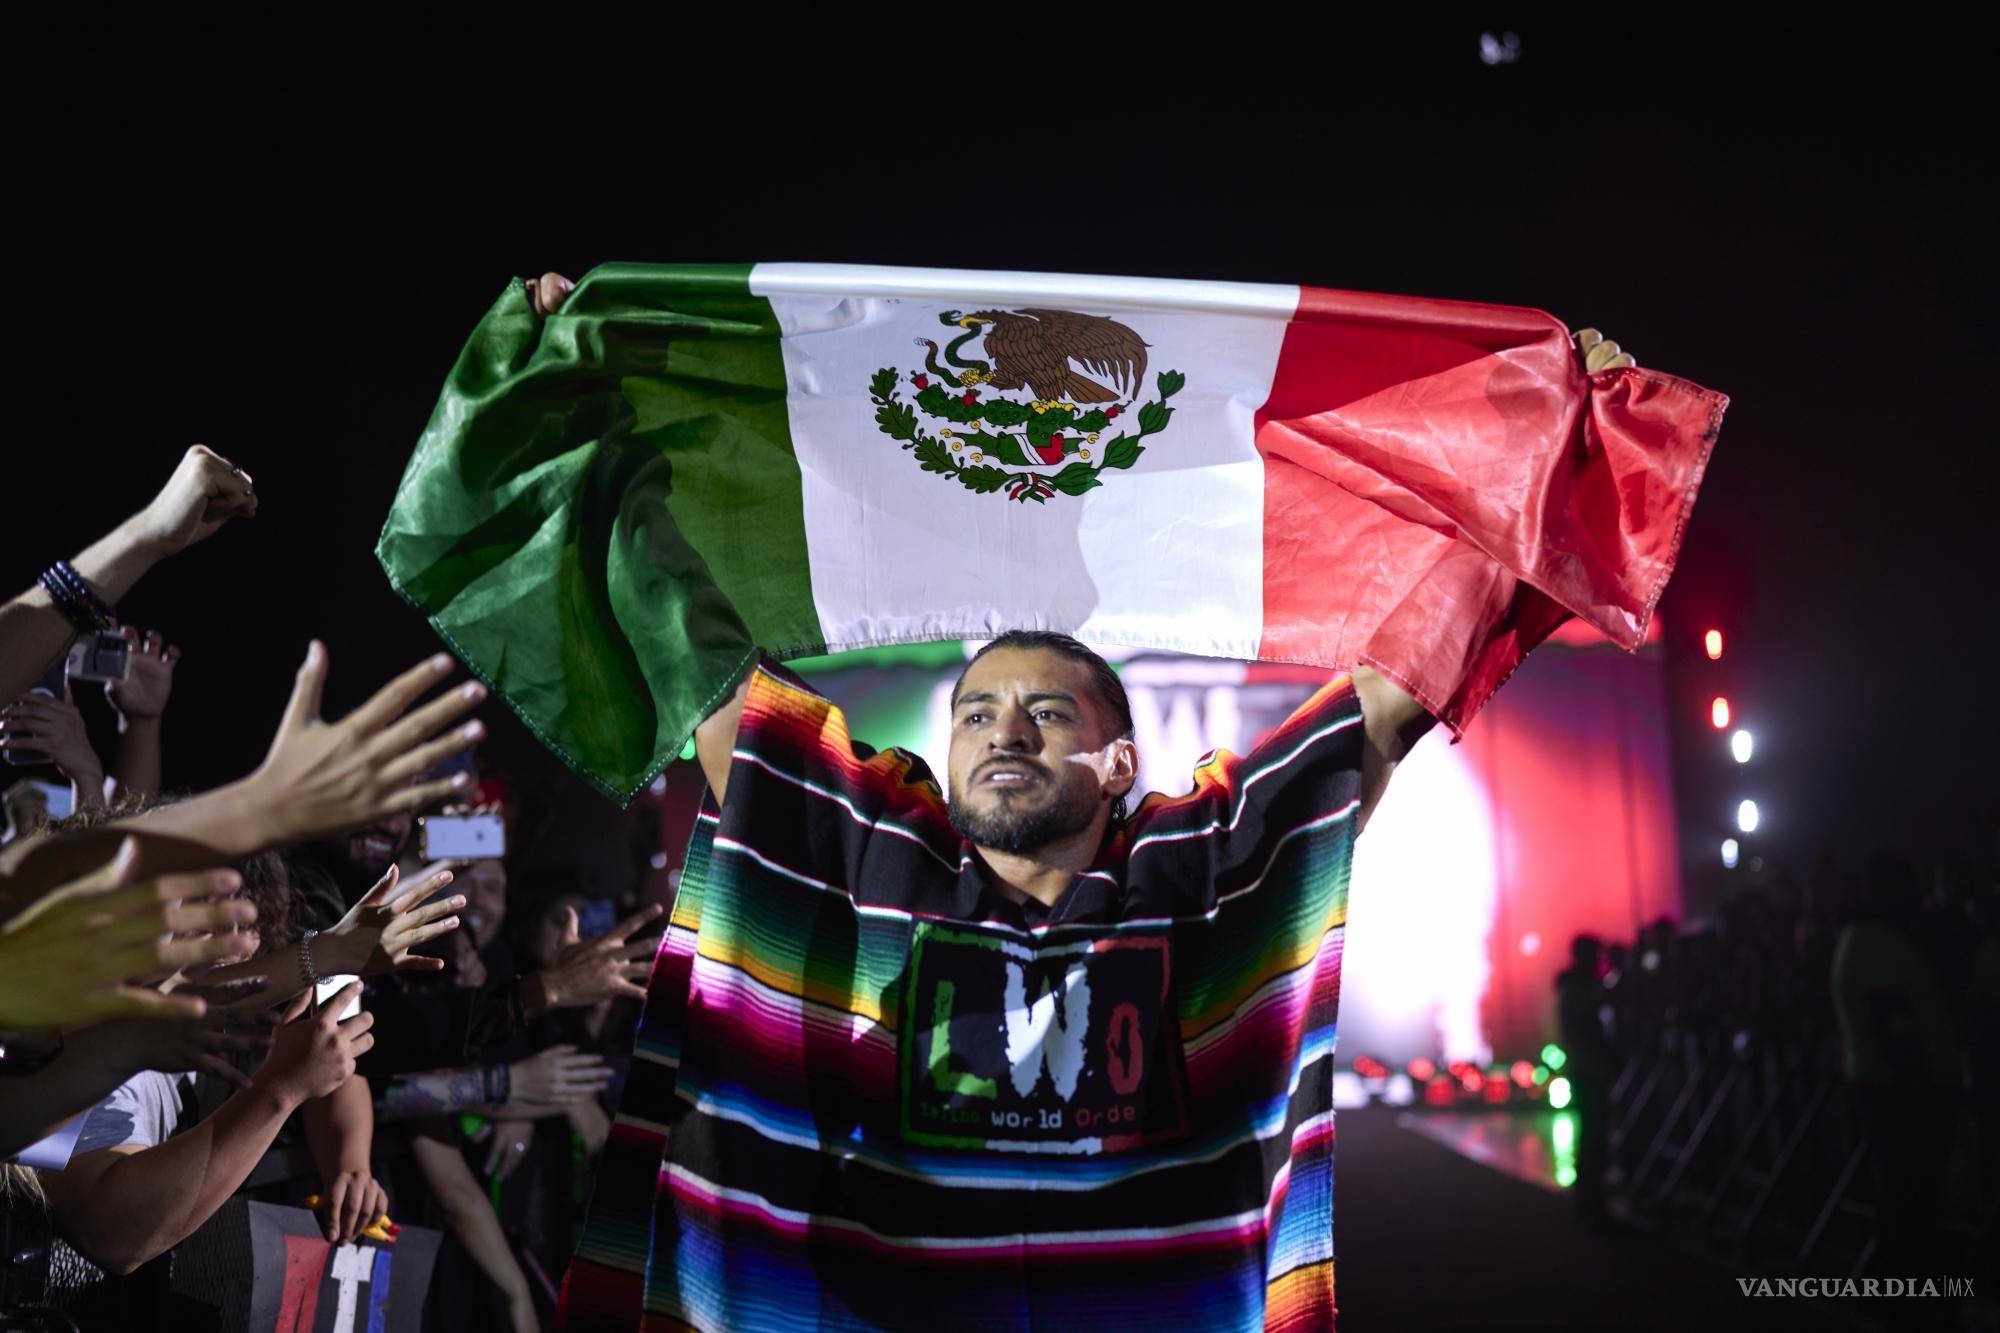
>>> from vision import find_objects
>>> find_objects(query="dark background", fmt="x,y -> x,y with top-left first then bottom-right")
7,18 -> 1991,883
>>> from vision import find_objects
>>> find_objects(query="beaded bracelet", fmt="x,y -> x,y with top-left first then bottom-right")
298,929 -> 324,991
37,560 -> 115,632
38,567 -> 96,632
53,560 -> 116,626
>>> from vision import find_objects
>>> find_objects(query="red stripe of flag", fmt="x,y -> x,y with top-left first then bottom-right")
1253,283 -> 1722,736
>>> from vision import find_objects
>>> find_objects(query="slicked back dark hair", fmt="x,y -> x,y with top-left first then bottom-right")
951,631 -> 1135,822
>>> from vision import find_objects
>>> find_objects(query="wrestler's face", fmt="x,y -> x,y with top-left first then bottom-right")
946,647 -> 1136,855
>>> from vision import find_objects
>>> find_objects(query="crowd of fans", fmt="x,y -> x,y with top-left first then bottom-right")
1558,844 -> 2000,1300
0,447 -> 660,1332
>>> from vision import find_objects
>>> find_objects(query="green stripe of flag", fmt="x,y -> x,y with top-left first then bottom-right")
377,263 -> 819,802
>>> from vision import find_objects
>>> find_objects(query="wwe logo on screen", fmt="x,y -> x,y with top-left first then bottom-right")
1736,1276 -> 1973,1298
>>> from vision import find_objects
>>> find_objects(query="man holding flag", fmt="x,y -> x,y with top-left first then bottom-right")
381,264 -> 1709,1330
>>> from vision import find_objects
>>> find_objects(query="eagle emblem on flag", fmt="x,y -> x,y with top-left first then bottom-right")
870,308 -> 1185,504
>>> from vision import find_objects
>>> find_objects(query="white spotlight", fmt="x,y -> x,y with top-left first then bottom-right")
1721,838 -> 1739,870
1737,800 -> 1760,833
1731,730 -> 1754,763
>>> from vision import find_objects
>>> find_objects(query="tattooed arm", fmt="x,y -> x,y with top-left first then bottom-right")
373,1064 -> 508,1123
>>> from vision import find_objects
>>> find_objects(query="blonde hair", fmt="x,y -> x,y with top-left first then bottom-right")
0,1161 -> 47,1206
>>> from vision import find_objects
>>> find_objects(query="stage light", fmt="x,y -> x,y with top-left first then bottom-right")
1483,1076 -> 1512,1103
1510,1060 -> 1536,1088
1737,799 -> 1760,833
1721,838 -> 1739,870
1407,1058 -> 1436,1083
1552,1111 -> 1578,1188
1548,1076 -> 1573,1110
1540,1043 -> 1567,1071
1424,1076 -> 1458,1106
1731,729 -> 1754,763
1478,31 -> 1521,64
1710,696 -> 1730,729
1459,1068 -> 1485,1094
1531,1065 -> 1551,1086
1352,1055 -> 1389,1080
1704,629 -> 1723,659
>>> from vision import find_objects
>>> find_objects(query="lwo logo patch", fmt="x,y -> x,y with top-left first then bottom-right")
899,923 -> 1188,1152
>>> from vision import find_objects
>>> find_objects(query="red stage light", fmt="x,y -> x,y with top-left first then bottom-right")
1705,629 -> 1723,660
1424,1076 -> 1458,1106
1483,1077 -> 1512,1103
1352,1056 -> 1388,1079
1407,1058 -> 1436,1083
1710,697 -> 1730,729
1510,1060 -> 1535,1088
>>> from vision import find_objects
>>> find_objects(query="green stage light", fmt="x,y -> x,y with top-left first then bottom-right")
1540,1043 -> 1566,1071
1550,1110 -> 1578,1189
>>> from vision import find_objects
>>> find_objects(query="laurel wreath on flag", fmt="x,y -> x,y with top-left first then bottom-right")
869,366 -> 1185,504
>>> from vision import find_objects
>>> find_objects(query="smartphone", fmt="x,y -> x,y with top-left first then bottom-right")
314,973 -> 362,1022
66,630 -> 131,683
419,813 -> 506,860
26,779 -> 72,820
576,898 -> 616,941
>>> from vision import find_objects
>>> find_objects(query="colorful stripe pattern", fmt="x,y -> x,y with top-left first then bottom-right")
562,661 -> 1364,1330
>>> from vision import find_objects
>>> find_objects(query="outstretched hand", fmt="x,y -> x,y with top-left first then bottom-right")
105,627 -> 180,722
504,1043 -> 615,1111
199,863 -> 466,1000
534,903 -> 665,1009
96,1007 -> 278,1089
320,861 -> 465,976
246,643 -> 487,846
0,838 -> 253,1028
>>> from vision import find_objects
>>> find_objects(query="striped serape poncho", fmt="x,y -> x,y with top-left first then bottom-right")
562,659 -> 1364,1331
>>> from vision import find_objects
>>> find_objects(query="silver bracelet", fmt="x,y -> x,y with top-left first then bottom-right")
298,929 -> 323,989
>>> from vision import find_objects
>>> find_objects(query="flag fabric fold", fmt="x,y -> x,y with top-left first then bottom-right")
378,262 -> 1725,801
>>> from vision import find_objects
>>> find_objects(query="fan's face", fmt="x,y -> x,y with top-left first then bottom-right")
460,860 -> 509,950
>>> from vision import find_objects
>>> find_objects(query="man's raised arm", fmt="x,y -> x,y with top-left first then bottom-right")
1350,665 -> 1435,837
0,446 -> 256,704
1346,325 -> 1637,836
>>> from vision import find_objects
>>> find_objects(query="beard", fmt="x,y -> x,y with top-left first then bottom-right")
948,769 -> 1100,855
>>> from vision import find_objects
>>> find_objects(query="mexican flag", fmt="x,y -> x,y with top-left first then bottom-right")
378,263 -> 1725,802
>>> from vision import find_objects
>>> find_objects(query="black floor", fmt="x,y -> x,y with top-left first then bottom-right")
1333,1107 -> 1856,1332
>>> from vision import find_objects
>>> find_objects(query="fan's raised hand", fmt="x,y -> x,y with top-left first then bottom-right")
0,839 -> 253,1028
